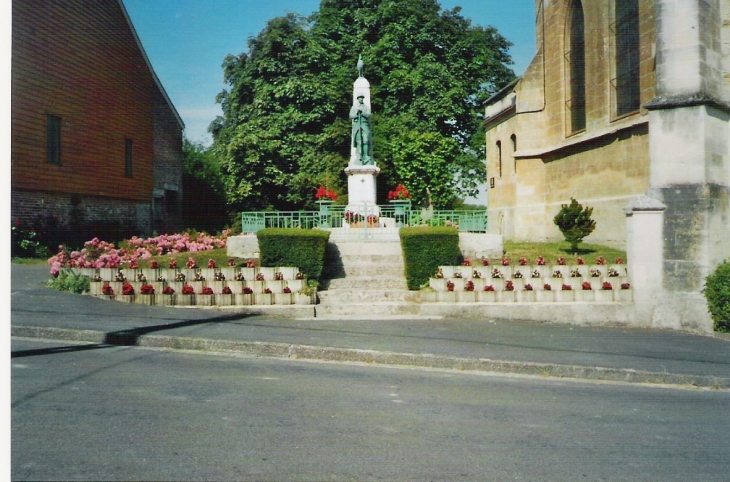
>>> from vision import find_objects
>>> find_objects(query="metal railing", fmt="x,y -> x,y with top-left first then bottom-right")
241,204 -> 487,234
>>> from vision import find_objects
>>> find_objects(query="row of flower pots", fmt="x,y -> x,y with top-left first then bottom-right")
425,263 -> 633,303
88,280 -> 307,297
429,277 -> 631,292
422,288 -> 632,303
71,267 -> 305,284
101,292 -> 316,307
437,264 -> 629,281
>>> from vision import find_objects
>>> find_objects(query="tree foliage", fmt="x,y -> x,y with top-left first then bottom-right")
553,198 -> 597,253
211,0 -> 515,211
182,139 -> 230,232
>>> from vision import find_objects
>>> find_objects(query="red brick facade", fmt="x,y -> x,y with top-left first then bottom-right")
11,0 -> 184,235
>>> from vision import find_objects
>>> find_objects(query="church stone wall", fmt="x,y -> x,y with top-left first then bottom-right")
486,0 -> 656,249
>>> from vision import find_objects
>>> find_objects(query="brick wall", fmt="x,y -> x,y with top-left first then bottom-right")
11,0 -> 183,237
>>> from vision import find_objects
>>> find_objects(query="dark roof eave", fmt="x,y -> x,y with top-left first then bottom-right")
483,77 -> 521,107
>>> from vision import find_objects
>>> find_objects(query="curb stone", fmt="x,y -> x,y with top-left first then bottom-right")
11,325 -> 730,390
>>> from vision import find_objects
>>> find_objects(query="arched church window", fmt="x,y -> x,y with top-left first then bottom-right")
496,140 -> 502,178
511,134 -> 517,173
565,0 -> 586,134
612,0 -> 640,117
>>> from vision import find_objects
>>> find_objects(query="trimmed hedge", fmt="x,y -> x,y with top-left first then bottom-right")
256,229 -> 330,282
704,260 -> 730,332
400,226 -> 462,290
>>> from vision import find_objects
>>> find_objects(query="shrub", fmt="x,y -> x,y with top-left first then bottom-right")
256,229 -> 330,282
12,219 -> 51,259
704,260 -> 730,332
553,198 -> 596,253
46,270 -> 91,294
400,226 -> 461,290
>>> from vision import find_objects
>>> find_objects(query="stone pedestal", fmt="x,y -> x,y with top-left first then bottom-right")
345,165 -> 380,216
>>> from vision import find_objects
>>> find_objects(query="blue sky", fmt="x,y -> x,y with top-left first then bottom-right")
123,0 -> 537,147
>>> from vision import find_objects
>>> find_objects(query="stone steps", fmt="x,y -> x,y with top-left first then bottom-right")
326,241 -> 403,256
326,254 -> 405,265
318,239 -> 423,318
324,264 -> 405,278
325,277 -> 409,291
315,301 -> 422,318
318,289 -> 419,303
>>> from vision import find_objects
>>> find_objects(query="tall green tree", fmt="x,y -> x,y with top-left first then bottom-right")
210,0 -> 515,211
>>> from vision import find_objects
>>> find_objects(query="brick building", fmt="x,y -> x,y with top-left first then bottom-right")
485,0 -> 730,331
11,0 -> 185,239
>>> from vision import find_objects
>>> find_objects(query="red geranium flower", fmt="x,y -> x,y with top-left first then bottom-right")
316,186 -> 338,201
388,184 -> 411,201
122,282 -> 135,295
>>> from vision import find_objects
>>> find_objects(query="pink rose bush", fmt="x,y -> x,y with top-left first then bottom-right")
48,231 -> 231,276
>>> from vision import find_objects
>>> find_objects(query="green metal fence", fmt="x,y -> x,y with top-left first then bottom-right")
241,204 -> 487,233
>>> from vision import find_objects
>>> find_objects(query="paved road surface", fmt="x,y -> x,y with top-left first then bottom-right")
12,339 -> 730,482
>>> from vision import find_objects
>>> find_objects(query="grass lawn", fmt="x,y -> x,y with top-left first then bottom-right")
502,241 -> 626,265
137,248 -> 238,268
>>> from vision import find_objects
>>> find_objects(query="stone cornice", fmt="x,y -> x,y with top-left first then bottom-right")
644,92 -> 730,114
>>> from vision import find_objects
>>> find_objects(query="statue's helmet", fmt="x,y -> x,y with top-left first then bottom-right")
357,95 -> 365,99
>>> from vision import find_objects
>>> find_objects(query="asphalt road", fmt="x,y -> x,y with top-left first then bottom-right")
11,338 -> 730,482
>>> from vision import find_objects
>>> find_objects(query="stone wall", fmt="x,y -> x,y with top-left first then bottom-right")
486,0 -> 657,250
152,86 -> 184,233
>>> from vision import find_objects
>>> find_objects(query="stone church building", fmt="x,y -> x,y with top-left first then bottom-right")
485,0 -> 729,331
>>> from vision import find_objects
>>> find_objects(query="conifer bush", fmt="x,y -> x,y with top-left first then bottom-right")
704,260 -> 730,332
553,198 -> 596,253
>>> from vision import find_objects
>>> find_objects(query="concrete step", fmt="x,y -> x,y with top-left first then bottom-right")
324,265 -> 405,278
314,302 -> 422,318
325,254 -> 405,266
328,229 -> 401,244
325,277 -> 408,291
326,242 -> 402,256
318,289 -> 420,303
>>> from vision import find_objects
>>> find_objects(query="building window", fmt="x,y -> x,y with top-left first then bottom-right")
496,140 -> 502,178
47,114 -> 61,165
565,0 -> 586,134
612,0 -> 640,117
511,134 -> 517,173
125,138 -> 133,177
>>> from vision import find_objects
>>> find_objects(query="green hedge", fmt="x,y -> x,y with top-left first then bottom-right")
256,229 -> 330,282
400,226 -> 462,290
704,260 -> 730,332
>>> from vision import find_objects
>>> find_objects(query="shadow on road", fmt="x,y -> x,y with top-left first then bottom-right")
11,312 -> 251,358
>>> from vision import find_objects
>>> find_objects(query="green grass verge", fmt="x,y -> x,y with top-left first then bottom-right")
502,241 -> 627,264
12,257 -> 49,265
